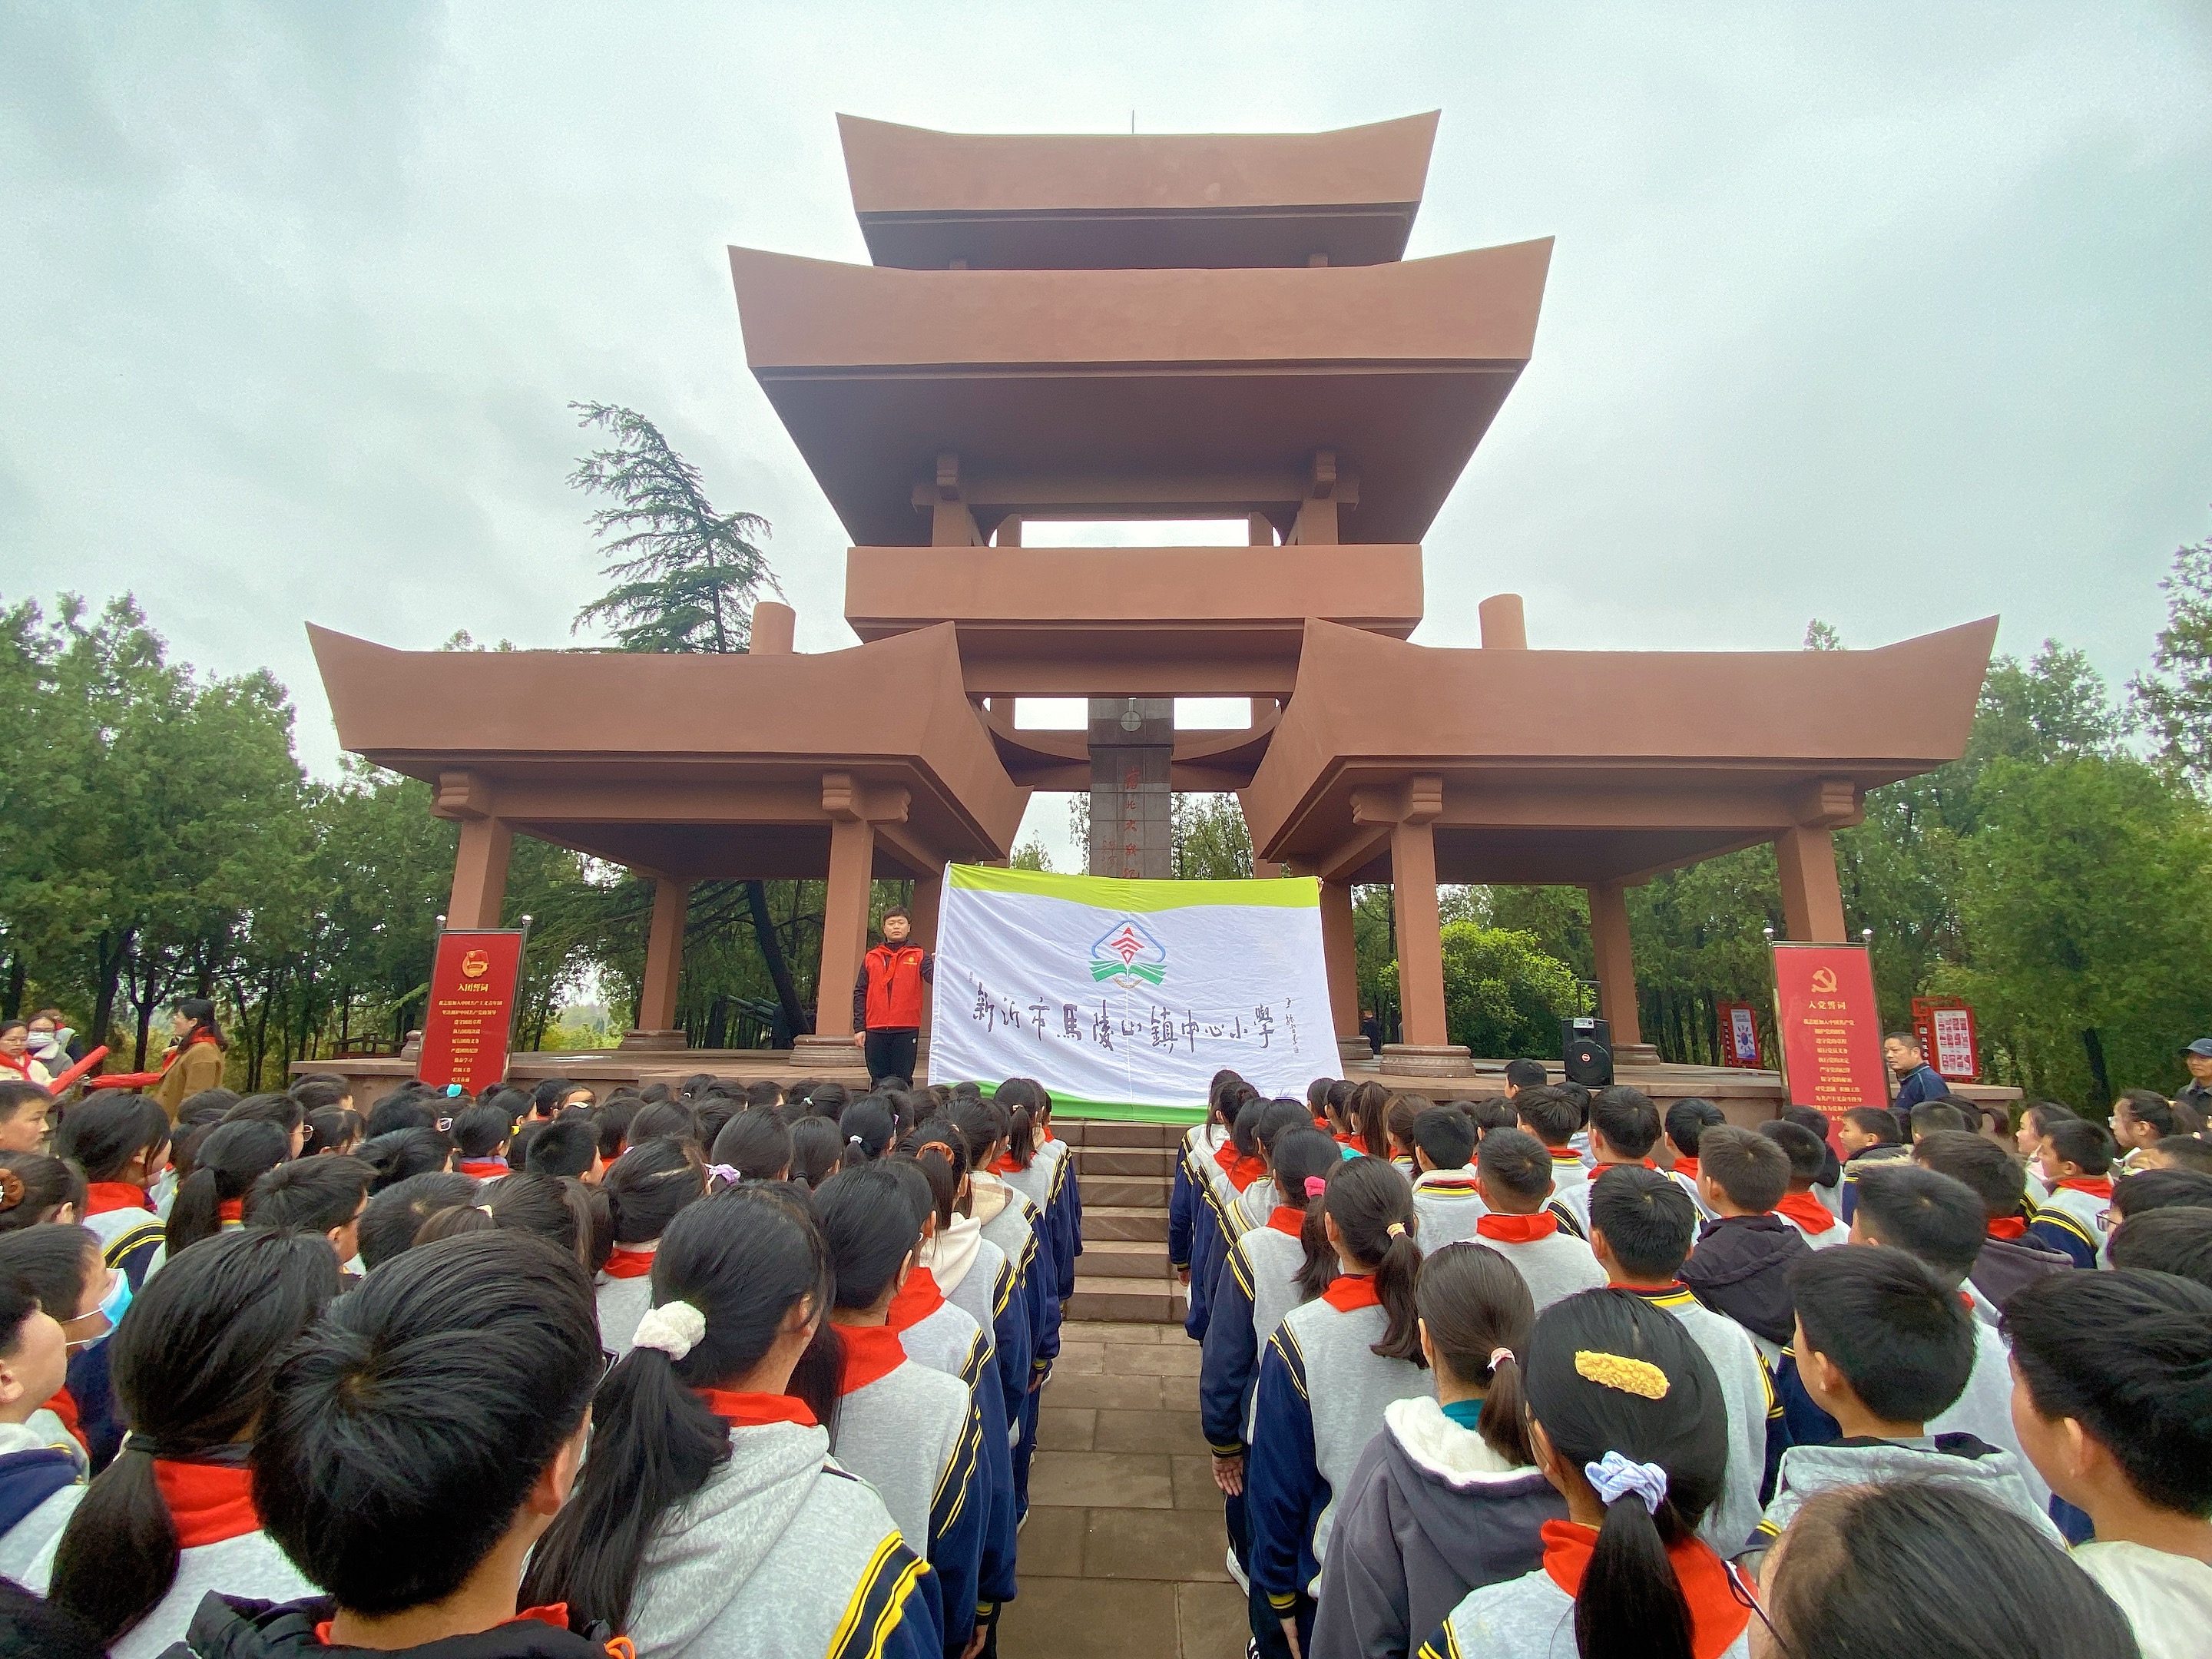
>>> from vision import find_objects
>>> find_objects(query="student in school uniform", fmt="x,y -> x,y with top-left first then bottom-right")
176,1232 -> 630,1659
817,1166 -> 989,1659
1661,1099 -> 1725,1221
1189,1083 -> 1267,1337
1247,1157 -> 1434,1659
883,1158 -> 1019,1644
1234,1101 -> 1332,1240
1834,1106 -> 1912,1225
1416,1290 -> 1755,1659
912,1124 -> 1036,1524
31,1230 -> 339,1659
526,1187 -> 943,1659
1750,1244 -> 2056,1565
51,1094 -> 171,1290
1408,1107 -> 1487,1248
946,1099 -> 1061,1492
1465,1130 -> 1608,1313
1382,1095 -> 1426,1181
989,1079 -> 1075,1300
1678,1128 -> 1806,1366
1757,1122 -> 1846,1250
164,1120 -> 290,1263
1509,1088 -> 1590,1235
1171,1074 -> 1245,1326
2027,1118 -> 2118,1270
0,1224 -> 135,1472
1311,1242 -> 1563,1659
1585,1167 -> 1780,1558
1836,1164 -> 2046,1508
1555,1088 -> 1663,1240
1756,1483 -> 2138,1659
597,1137 -> 710,1359
1017,1081 -> 1084,1298
1202,1128 -> 1345,1590
0,1280 -> 83,1584
1910,1131 -> 2071,1316
2005,1270 -> 2212,1659
449,1101 -> 518,1182
2012,1100 -> 2078,1205
240,1156 -> 374,1279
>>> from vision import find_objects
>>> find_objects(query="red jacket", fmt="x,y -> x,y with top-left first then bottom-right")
856,944 -> 933,1030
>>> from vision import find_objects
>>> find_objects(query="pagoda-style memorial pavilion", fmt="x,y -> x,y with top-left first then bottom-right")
307,111 -> 1994,1100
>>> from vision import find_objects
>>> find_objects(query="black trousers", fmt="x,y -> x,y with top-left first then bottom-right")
863,1027 -> 919,1088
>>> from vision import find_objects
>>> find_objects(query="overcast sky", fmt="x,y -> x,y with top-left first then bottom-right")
4,3 -> 2208,869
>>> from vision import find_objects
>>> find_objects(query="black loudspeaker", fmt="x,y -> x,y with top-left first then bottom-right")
1561,1016 -> 1614,1087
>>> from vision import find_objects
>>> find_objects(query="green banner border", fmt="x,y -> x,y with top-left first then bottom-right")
947,863 -> 1316,911
970,1089 -> 1204,1124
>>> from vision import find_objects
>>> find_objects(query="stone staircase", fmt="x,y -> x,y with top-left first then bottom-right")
1057,1120 -> 1190,1324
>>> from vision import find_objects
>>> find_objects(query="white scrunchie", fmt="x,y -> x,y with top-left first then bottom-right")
1584,1450 -> 1669,1515
631,1300 -> 707,1363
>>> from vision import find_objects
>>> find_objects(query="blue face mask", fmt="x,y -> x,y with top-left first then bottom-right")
68,1270 -> 131,1352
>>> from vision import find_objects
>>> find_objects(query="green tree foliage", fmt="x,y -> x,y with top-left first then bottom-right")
1373,922 -> 1591,1058
1172,793 -> 1255,879
2131,530 -> 2212,782
569,402 -> 780,654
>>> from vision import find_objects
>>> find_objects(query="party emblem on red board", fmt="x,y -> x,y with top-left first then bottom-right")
460,949 -> 492,979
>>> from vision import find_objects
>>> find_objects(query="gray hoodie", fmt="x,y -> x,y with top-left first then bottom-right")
626,1421 -> 934,1659
1754,1433 -> 2062,1549
1310,1396 -> 1563,1659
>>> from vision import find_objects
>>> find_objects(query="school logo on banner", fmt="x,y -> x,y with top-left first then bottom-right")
1090,918 -> 1167,989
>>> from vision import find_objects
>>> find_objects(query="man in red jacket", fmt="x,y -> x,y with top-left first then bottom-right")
853,906 -> 934,1087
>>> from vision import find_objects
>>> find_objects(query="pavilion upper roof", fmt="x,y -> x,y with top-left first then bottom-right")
839,112 -> 1438,269
730,237 -> 1550,545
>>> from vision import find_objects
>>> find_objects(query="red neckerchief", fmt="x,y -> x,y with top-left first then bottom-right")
1775,1192 -> 1839,1235
1549,1147 -> 1583,1165
1672,1156 -> 1700,1182
1347,1134 -> 1370,1157
1540,1520 -> 1750,1659
1213,1140 -> 1242,1179
152,1033 -> 220,1077
989,1152 -> 1027,1174
1313,1115 -> 1332,1134
1417,1172 -> 1482,1195
0,1055 -> 32,1081
48,1386 -> 85,1450
217,1198 -> 243,1224
836,1323 -> 909,1395
1986,1216 -> 2028,1240
1479,1212 -> 1558,1243
153,1459 -> 260,1549
601,1245 -> 655,1280
2058,1177 -> 2114,1200
316,1604 -> 578,1647
698,1389 -> 817,1429
85,1181 -> 153,1216
459,1157 -> 510,1180
887,1267 -> 945,1330
1321,1273 -> 1382,1313
1266,1204 -> 1306,1239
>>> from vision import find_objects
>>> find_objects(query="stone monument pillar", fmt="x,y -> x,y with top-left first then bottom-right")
1088,697 -> 1174,879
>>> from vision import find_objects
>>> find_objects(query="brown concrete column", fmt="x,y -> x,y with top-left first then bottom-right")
909,870 -> 943,949
446,816 -> 512,931
815,815 -> 877,1040
1319,879 -> 1360,1038
750,601 -> 795,654
635,878 -> 690,1033
1586,882 -> 1643,1047
1478,594 -> 1528,650
1777,824 -> 1848,941
1390,818 -> 1448,1047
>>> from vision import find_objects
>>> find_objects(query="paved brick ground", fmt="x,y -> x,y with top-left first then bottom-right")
997,1320 -> 1247,1659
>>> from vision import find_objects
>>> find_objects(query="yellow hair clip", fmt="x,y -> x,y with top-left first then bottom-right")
1575,1351 -> 1669,1400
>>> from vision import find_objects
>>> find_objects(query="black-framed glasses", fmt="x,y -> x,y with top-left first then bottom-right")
1727,1560 -> 1791,1659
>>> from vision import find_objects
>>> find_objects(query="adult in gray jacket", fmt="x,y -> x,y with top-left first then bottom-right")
1310,1242 -> 1565,1659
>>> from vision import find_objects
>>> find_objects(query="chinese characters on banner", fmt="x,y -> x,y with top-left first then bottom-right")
1770,943 -> 1889,1126
416,929 -> 526,1094
932,863 -> 1334,1112
1912,997 -> 1980,1083
1716,1001 -> 1763,1068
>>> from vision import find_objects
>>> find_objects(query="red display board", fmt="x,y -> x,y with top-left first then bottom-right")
1911,996 -> 1980,1083
1771,943 -> 1889,1121
1716,1002 -> 1763,1068
417,929 -> 526,1094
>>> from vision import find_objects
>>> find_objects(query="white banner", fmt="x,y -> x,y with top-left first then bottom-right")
929,864 -> 1335,1113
